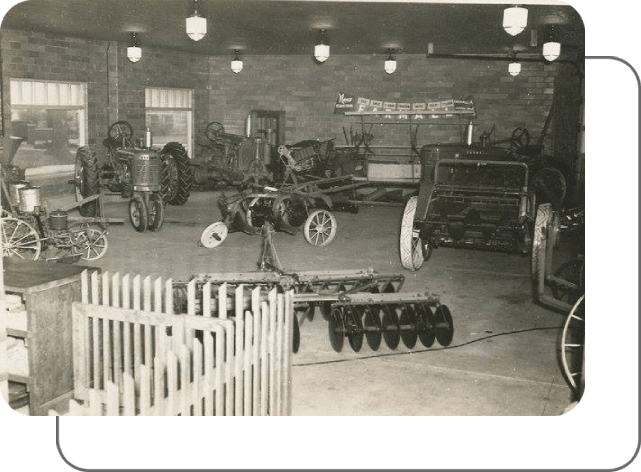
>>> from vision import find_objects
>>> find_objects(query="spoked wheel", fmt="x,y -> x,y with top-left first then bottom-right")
363,306 -> 383,351
303,209 -> 337,246
381,305 -> 401,350
399,306 -> 419,349
71,227 -> 108,261
400,196 -> 424,271
1,217 -> 41,260
434,305 -> 454,347
328,306 -> 345,352
344,305 -> 364,352
129,194 -> 148,232
415,303 -> 436,348
147,193 -> 165,232
551,258 -> 585,305
272,195 -> 308,228
560,295 -> 585,398
199,221 -> 229,248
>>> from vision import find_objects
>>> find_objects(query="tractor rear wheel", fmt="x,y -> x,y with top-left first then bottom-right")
75,147 -> 100,217
160,142 -> 192,206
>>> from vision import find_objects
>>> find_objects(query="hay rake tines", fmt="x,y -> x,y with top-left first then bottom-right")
325,292 -> 454,353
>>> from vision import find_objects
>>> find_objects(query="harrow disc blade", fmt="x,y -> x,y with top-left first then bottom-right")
319,301 -> 332,321
382,306 -> 401,350
399,306 -> 418,349
328,306 -> 345,352
293,314 -> 300,354
434,304 -> 454,347
416,303 -> 436,348
363,306 -> 382,351
345,306 -> 364,352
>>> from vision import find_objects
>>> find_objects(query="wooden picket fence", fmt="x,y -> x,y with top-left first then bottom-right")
51,270 -> 293,416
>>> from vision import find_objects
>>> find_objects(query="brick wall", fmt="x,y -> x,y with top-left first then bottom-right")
2,28 -> 560,163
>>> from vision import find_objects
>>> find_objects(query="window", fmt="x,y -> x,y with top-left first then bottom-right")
10,79 -> 87,170
145,87 -> 193,156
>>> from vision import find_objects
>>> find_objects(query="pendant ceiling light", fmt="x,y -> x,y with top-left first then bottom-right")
503,6 -> 528,36
314,29 -> 330,62
508,61 -> 521,76
542,26 -> 561,61
127,32 -> 142,63
384,49 -> 397,74
231,50 -> 243,73
186,0 -> 207,41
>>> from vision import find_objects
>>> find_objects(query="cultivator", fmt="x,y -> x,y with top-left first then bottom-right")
177,222 -> 454,353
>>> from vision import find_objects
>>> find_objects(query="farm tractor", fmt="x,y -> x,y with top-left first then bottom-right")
73,121 -> 192,232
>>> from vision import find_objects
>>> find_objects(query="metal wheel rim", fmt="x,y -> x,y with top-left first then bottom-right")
304,210 -> 337,246
200,222 -> 229,248
400,196 -> 424,271
72,228 -> 108,261
561,295 -> 585,395
1,217 -> 41,260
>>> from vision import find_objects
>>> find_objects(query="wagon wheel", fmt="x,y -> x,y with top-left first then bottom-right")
345,305 -> 364,352
72,227 -> 108,261
328,306 -> 345,352
510,127 -> 530,150
129,194 -> 148,232
416,303 -> 436,348
560,295 -> 585,398
400,196 -> 424,271
108,121 -> 134,142
434,305 -> 454,347
399,305 -> 418,349
272,195 -> 308,228
531,203 -> 552,282
381,305 -> 401,350
551,258 -> 585,305
147,193 -> 165,232
303,209 -> 337,246
199,221 -> 229,248
206,122 -> 225,141
1,217 -> 41,260
363,305 -> 383,351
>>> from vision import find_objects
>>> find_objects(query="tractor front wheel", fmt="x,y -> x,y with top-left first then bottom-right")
129,194 -> 148,232
75,147 -> 100,217
148,193 -> 165,232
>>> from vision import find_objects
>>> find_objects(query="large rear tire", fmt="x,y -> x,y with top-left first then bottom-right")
75,147 -> 100,217
160,142 -> 192,206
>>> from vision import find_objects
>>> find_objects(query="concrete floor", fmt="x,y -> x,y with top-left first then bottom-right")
46,188 -> 576,416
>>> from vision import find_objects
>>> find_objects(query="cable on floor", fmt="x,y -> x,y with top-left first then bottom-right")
292,325 -> 562,367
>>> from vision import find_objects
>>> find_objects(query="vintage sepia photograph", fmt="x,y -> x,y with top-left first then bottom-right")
0,0 -> 586,423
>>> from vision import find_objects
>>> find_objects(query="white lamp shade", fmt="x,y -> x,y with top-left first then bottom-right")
127,46 -> 142,62
314,44 -> 330,62
508,61 -> 521,76
186,14 -> 207,41
543,41 -> 561,61
503,6 -> 528,36
231,59 -> 243,73
384,58 -> 397,74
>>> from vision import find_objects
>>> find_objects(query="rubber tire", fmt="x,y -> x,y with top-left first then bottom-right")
160,142 -> 192,206
75,147 -> 100,217
399,196 -> 424,271
129,194 -> 148,233
148,193 -> 165,232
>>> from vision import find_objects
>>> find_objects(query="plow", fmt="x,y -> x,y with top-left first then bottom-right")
177,221 -> 454,354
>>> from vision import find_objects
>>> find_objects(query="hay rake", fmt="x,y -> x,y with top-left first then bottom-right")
176,222 -> 454,353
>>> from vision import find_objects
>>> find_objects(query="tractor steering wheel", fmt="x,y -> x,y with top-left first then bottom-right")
108,121 -> 134,142
510,127 -> 530,150
206,122 -> 225,141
